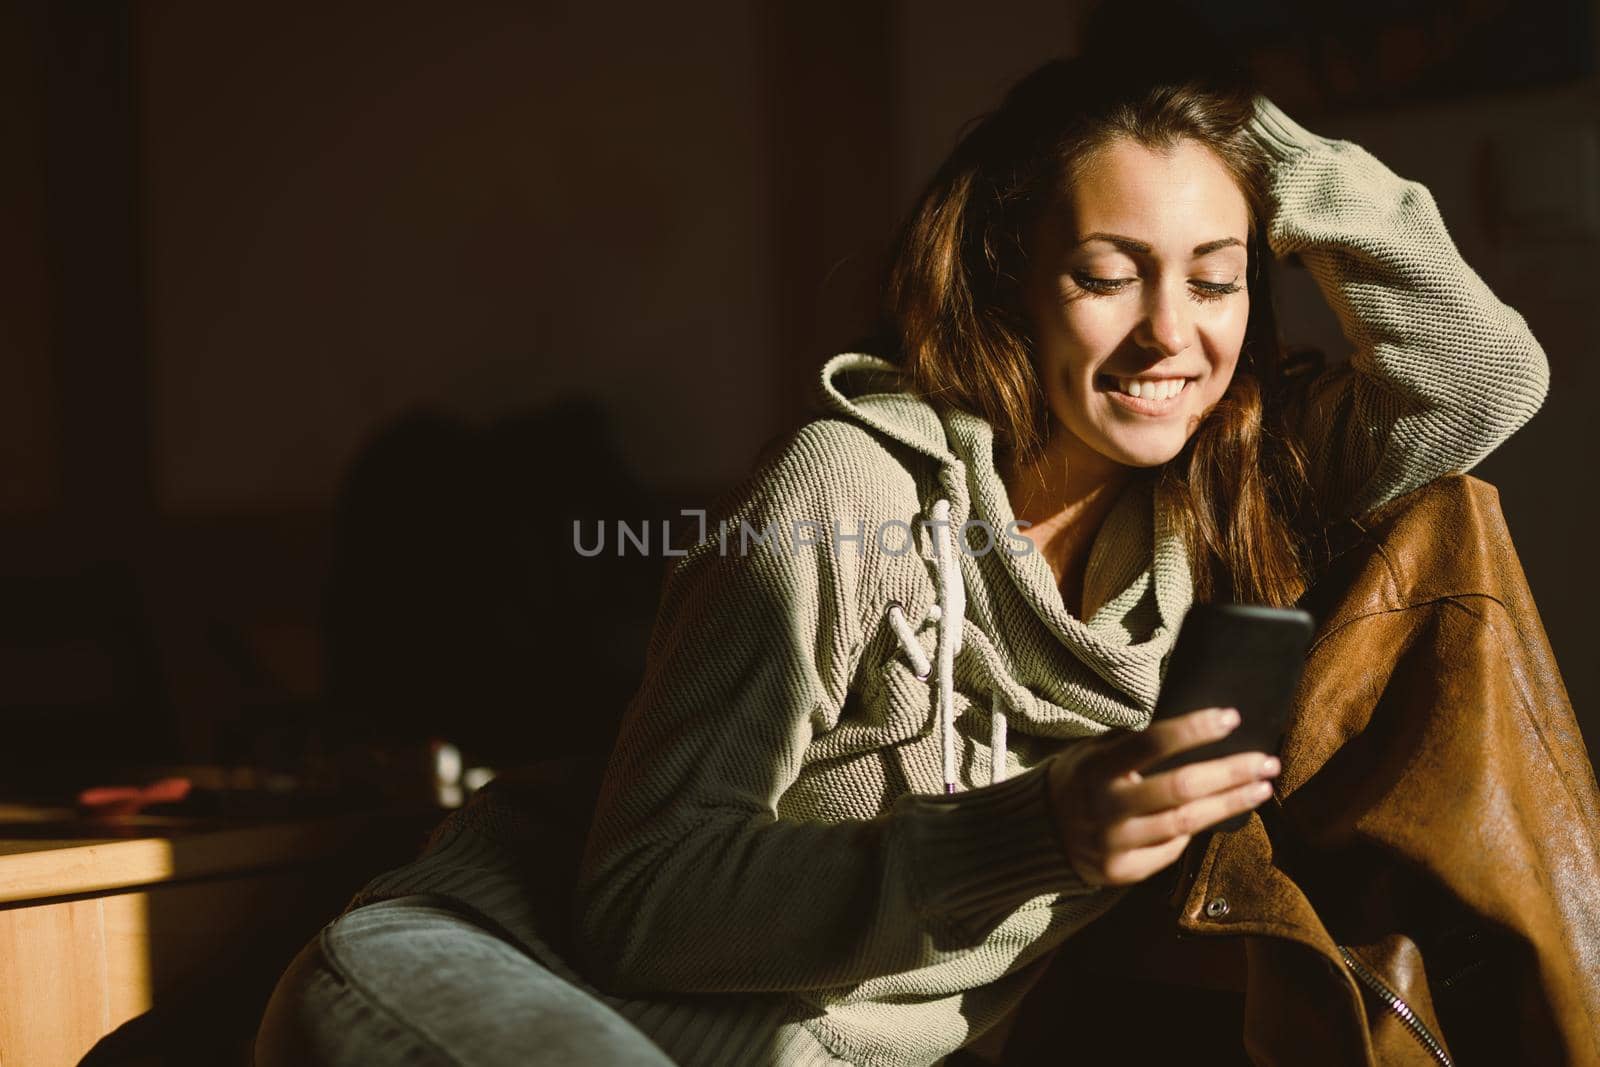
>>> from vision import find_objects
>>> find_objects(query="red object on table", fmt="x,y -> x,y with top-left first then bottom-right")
76,776 -> 193,816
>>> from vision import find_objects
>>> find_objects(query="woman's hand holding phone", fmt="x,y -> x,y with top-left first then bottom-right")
1044,706 -> 1280,888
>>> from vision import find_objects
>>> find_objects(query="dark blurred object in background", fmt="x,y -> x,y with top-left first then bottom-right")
322,396 -> 664,778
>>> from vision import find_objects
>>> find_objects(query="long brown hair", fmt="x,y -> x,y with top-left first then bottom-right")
880,51 -> 1325,607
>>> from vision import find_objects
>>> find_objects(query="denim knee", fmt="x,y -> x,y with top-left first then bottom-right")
254,894 -> 675,1067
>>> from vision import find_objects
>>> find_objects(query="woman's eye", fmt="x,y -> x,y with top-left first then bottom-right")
1190,279 -> 1243,303
1070,272 -> 1243,302
1070,273 -> 1134,294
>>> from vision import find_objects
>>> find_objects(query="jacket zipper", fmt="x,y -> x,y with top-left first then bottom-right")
1338,945 -> 1453,1067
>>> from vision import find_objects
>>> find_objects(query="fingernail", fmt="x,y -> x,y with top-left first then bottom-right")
1217,708 -> 1241,728
1261,757 -> 1280,776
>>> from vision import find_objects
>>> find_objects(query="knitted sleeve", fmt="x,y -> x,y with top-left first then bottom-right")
569,421 -> 1094,997
1245,95 -> 1550,522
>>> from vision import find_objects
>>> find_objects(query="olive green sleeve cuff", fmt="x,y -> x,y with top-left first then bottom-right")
893,760 -> 1100,942
1246,93 -> 1344,163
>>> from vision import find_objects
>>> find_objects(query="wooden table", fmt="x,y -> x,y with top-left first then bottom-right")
0,804 -> 444,1066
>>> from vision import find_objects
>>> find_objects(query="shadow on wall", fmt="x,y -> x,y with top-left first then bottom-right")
0,562 -> 175,796
321,396 -> 666,778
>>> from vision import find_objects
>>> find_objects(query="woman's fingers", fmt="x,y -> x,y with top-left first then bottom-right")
1105,776 -> 1275,853
1102,749 -> 1278,819
1098,834 -> 1193,886
1084,706 -> 1240,784
1047,709 -> 1283,889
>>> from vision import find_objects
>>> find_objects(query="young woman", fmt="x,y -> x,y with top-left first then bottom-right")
256,50 -> 1549,1067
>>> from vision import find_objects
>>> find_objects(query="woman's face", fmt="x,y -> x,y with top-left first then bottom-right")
1022,136 -> 1252,470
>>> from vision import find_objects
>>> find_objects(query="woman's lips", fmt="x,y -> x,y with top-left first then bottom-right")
1096,374 -> 1193,416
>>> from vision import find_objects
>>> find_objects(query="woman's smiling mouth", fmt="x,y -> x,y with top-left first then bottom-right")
1095,373 -> 1194,415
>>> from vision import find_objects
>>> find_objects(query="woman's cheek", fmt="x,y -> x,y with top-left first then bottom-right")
1059,303 -> 1122,355
1196,311 -> 1247,368
1215,296 -> 1250,340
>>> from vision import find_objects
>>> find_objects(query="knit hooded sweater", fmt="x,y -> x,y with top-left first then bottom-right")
344,95 -> 1550,1066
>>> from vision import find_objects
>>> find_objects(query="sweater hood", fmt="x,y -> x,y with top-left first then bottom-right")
815,351 -> 957,466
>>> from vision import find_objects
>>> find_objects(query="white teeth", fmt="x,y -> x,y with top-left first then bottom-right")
1116,377 -> 1186,399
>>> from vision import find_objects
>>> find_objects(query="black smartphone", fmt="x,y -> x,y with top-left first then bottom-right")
1146,602 -> 1317,831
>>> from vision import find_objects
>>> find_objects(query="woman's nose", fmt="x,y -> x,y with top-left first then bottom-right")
1134,279 -> 1195,358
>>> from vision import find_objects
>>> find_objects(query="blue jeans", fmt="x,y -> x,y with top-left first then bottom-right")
253,894 -> 677,1066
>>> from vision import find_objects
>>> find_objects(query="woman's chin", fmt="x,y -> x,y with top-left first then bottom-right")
1102,437 -> 1184,469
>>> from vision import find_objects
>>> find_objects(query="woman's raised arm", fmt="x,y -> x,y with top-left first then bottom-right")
1245,94 -> 1550,522
569,420 -> 1098,997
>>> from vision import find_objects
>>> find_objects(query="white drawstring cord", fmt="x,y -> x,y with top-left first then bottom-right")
930,498 -> 964,795
885,601 -> 931,680
990,691 -> 1008,785
884,497 -> 1007,794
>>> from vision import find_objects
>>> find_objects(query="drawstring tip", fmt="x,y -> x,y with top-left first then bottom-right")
944,782 -> 956,795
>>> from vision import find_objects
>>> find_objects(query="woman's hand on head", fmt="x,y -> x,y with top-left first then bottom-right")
1045,707 -> 1279,887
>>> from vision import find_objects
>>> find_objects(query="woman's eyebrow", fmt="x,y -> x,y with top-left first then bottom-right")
1074,232 -> 1244,256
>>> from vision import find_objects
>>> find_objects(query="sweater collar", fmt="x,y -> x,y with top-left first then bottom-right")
939,406 -> 1195,712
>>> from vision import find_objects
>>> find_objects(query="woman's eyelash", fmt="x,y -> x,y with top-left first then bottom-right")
1071,273 -> 1242,303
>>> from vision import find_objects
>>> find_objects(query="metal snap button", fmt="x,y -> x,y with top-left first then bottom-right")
1204,896 -> 1230,919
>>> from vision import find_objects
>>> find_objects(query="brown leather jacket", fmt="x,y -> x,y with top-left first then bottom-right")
1002,474 -> 1600,1066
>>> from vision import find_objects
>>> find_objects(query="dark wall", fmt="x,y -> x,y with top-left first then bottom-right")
140,0 -> 777,507
0,0 -> 896,789
0,2 -> 54,516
